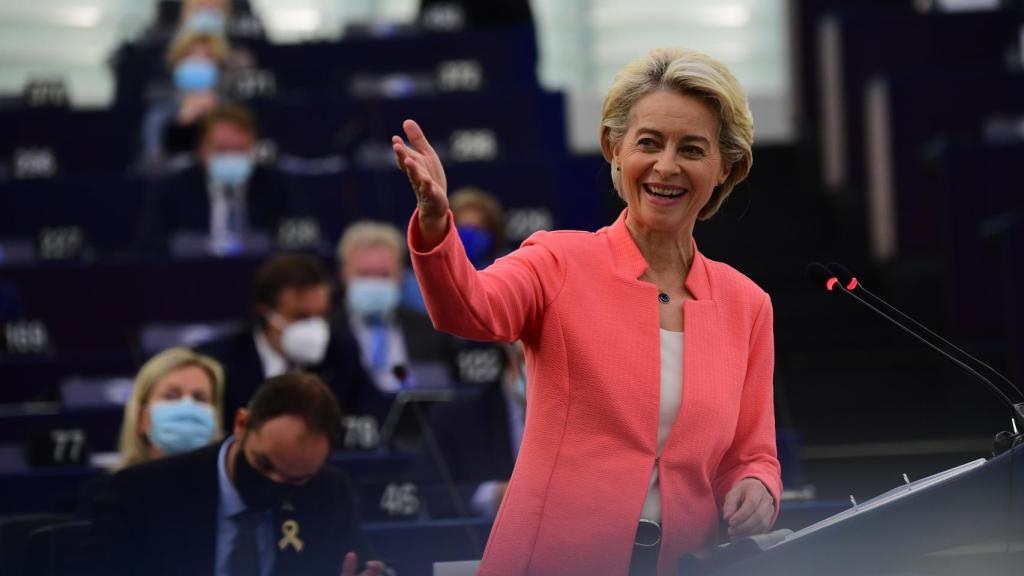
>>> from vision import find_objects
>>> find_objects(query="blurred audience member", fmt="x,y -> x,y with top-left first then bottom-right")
137,103 -> 290,257
402,187 -> 507,311
179,0 -> 232,35
118,347 -> 225,469
89,373 -> 383,576
335,221 -> 458,393
200,253 -> 385,423
141,31 -> 228,164
450,187 -> 507,268
429,341 -> 526,518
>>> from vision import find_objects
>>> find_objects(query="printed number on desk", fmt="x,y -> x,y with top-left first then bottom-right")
2,320 -> 50,355
380,482 -> 420,517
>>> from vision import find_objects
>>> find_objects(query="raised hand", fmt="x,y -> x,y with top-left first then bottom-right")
340,551 -> 384,576
177,90 -> 218,124
392,119 -> 449,247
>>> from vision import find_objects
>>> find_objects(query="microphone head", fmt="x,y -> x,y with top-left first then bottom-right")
826,262 -> 858,290
805,262 -> 839,291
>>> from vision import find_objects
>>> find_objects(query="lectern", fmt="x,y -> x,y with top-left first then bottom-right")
689,443 -> 1024,576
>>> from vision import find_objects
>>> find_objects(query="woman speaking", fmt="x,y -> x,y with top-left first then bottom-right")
392,47 -> 781,576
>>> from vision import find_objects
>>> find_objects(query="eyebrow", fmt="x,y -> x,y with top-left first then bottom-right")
636,128 -> 711,146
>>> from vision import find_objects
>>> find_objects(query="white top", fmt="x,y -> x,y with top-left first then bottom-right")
253,329 -> 287,379
640,329 -> 684,523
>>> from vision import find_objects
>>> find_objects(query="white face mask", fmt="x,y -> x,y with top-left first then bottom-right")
270,314 -> 330,366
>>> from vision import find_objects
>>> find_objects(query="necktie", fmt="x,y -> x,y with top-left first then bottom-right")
367,319 -> 389,372
229,509 -> 263,576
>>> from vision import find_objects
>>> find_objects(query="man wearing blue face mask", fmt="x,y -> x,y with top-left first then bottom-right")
86,373 -> 384,576
333,221 -> 459,394
137,103 -> 291,258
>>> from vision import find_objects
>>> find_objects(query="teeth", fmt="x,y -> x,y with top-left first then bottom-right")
644,185 -> 685,198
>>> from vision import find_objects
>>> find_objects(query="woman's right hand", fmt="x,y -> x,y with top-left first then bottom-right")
392,119 -> 449,246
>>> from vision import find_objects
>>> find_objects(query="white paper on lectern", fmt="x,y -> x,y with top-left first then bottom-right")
769,458 -> 988,548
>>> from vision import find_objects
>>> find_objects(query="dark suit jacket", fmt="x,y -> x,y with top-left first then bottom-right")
136,161 -> 291,257
85,443 -> 366,576
332,305 -> 460,386
429,382 -> 517,484
198,325 -> 389,424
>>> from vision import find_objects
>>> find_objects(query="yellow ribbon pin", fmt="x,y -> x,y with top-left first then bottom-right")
278,519 -> 304,552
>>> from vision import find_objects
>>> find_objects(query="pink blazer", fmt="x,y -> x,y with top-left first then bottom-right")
409,209 -> 781,576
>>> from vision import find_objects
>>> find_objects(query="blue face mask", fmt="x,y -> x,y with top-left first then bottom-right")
207,153 -> 254,187
148,398 -> 216,455
184,8 -> 227,34
174,57 -> 219,92
347,278 -> 401,319
457,225 -> 494,268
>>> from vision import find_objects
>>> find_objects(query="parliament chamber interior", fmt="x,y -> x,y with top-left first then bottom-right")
0,1 -> 1022,575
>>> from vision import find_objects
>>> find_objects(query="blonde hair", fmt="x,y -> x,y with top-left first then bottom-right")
600,47 -> 754,220
117,347 -> 225,469
166,30 -> 229,69
336,220 -> 406,265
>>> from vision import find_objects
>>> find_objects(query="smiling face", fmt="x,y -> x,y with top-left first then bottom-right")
608,89 -> 731,236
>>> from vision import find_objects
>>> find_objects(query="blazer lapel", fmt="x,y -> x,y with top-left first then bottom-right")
605,209 -> 729,453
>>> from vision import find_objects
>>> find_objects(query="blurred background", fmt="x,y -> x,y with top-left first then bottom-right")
0,0 -> 1022,574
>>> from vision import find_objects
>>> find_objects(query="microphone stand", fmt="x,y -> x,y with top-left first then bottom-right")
830,283 -> 1024,454
827,263 -> 1024,402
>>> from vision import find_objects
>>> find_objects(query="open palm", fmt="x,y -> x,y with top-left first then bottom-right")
392,119 -> 449,222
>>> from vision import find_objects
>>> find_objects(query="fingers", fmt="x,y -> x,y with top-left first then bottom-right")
402,119 -> 434,155
391,136 -> 406,166
392,137 -> 417,173
392,120 -> 447,215
721,486 -> 742,520
729,497 -> 774,537
392,138 -> 434,190
726,489 -> 759,530
360,561 -> 385,576
341,551 -> 356,576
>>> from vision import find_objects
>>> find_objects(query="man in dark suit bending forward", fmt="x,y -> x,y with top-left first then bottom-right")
88,373 -> 383,576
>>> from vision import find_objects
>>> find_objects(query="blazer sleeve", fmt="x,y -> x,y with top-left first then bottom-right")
711,292 -> 783,525
407,209 -> 566,343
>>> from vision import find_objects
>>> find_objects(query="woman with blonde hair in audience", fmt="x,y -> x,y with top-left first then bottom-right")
118,347 -> 225,469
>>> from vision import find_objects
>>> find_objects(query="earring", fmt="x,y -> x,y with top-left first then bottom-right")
615,165 -> 621,172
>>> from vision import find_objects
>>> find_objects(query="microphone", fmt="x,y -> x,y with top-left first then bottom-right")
805,262 -> 1024,441
825,262 -> 1024,401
